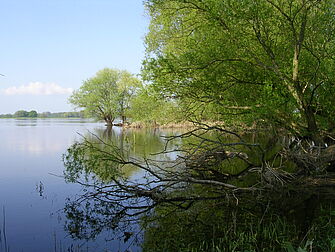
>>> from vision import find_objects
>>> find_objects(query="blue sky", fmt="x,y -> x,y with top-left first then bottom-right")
0,0 -> 148,114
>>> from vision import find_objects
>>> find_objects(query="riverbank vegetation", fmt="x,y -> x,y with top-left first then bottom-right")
0,110 -> 86,118
63,0 -> 335,250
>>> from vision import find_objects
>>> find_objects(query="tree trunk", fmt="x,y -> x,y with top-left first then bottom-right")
304,106 -> 323,145
104,115 -> 114,127
290,9 -> 321,143
293,45 -> 321,143
121,115 -> 126,125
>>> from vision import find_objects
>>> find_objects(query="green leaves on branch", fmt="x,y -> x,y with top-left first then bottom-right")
129,86 -> 180,125
143,0 -> 335,140
69,68 -> 141,126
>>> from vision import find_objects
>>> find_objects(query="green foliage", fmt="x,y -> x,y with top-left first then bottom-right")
283,204 -> 335,252
142,198 -> 335,252
13,110 -> 29,117
0,111 -> 86,118
11,110 -> 38,118
0,113 -> 13,118
69,68 -> 141,125
283,240 -> 313,252
142,201 -> 289,252
27,110 -> 38,117
129,86 -> 180,125
38,111 -> 86,118
143,0 -> 335,139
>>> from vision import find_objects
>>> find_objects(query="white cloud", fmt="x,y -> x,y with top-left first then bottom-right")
1,82 -> 73,96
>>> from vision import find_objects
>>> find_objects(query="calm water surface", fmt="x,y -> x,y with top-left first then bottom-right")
0,119 -> 143,252
2,119 -> 334,251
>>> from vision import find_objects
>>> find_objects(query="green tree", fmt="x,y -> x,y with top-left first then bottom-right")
69,68 -> 141,126
115,71 -> 142,124
129,86 -> 179,125
0,114 -> 13,118
14,110 -> 29,117
39,111 -> 51,118
143,0 -> 335,143
28,110 -> 38,118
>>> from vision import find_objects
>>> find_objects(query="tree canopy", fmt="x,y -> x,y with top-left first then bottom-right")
143,0 -> 335,143
69,68 -> 141,126
0,110 -> 86,118
13,110 -> 38,118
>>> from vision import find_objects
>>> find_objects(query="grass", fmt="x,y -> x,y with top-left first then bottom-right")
141,197 -> 335,252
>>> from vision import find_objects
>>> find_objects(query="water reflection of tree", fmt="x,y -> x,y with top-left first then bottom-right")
61,128 -> 260,243
63,180 -> 335,251
63,127 -> 174,183
63,127 -> 182,245
62,126 -> 335,250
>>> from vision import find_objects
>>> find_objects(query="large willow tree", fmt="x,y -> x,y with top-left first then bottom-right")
143,0 -> 335,143
69,68 -> 141,126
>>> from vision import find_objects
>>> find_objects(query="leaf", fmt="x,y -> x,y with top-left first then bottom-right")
282,242 -> 296,252
331,239 -> 335,248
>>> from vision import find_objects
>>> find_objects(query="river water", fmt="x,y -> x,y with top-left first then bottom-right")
1,119 -> 334,252
0,118 -> 150,252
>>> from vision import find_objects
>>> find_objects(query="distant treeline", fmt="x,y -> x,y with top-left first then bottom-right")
0,110 -> 86,118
